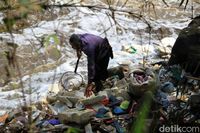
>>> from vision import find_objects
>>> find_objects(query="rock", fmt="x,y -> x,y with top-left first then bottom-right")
46,94 -> 57,104
48,83 -> 61,94
58,109 -> 95,124
85,123 -> 93,133
44,34 -> 61,60
104,86 -> 130,101
168,15 -> 200,76
107,66 -> 125,80
31,62 -> 60,74
2,81 -> 21,91
58,91 -> 84,105
7,121 -> 25,132
45,46 -> 61,60
15,116 -> 28,124
7,109 -> 23,122
155,37 -> 175,58
32,110 -> 41,122
57,96 -> 73,107
79,95 -> 106,105
48,102 -> 69,115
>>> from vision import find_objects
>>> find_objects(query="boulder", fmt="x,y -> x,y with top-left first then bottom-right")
168,15 -> 200,76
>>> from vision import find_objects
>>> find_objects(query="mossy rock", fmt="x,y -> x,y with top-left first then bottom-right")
6,93 -> 22,100
45,45 -> 61,60
43,34 -> 61,60
32,62 -> 58,74
2,82 -> 21,91
44,34 -> 60,47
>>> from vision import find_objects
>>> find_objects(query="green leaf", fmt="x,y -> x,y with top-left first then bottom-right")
18,0 -> 29,5
131,92 -> 153,133
3,17 -> 15,31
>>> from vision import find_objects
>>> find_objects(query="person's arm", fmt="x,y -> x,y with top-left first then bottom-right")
76,49 -> 82,59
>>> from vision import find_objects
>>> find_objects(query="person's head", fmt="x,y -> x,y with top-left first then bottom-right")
69,34 -> 81,50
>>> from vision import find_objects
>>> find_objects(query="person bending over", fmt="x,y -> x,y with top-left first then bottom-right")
69,33 -> 113,97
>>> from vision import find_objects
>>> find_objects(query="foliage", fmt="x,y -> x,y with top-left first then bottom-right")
0,0 -> 199,132
162,0 -> 189,9
65,127 -> 81,133
131,92 -> 153,133
1,0 -> 42,32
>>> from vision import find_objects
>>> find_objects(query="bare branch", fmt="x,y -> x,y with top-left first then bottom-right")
162,0 -> 169,7
121,0 -> 129,8
179,0 -> 189,9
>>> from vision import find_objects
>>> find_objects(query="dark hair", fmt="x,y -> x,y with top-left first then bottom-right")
69,34 -> 81,49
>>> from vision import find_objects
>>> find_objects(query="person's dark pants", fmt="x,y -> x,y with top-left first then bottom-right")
94,54 -> 110,92
94,38 -> 113,92
95,80 -> 104,92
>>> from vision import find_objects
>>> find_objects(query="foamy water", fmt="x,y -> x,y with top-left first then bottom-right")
0,0 -> 199,110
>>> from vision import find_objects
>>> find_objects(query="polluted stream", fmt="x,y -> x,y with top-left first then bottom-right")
0,0 -> 200,132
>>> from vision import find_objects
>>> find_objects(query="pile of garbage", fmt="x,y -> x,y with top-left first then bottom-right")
0,64 -> 200,133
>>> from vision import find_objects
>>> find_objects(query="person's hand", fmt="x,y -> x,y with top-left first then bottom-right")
76,50 -> 82,59
84,83 -> 95,97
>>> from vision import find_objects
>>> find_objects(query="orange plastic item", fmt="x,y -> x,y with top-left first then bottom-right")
0,113 -> 8,123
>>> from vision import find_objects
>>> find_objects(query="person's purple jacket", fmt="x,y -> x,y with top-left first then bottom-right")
77,33 -> 113,83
